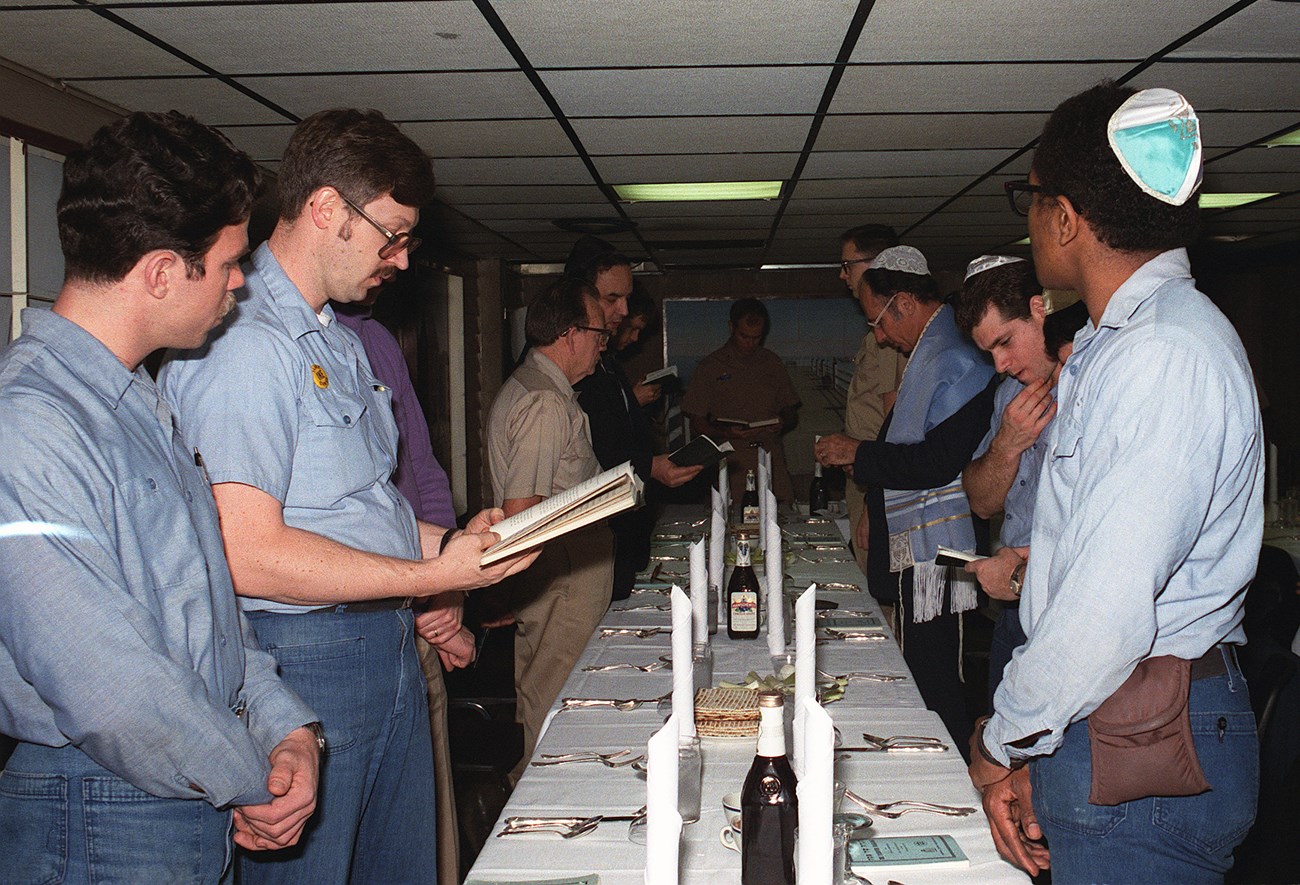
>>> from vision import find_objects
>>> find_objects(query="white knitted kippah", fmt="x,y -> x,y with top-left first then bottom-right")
870,245 -> 929,276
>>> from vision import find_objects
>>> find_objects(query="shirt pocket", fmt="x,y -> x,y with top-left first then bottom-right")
116,473 -> 207,592
296,387 -> 382,505
1047,415 -> 1084,490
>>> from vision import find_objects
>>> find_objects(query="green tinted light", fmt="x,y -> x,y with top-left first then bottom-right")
613,181 -> 782,202
1263,129 -> 1300,148
1198,193 -> 1277,209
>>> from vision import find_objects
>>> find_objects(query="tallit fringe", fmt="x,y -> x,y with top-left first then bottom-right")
910,562 -> 980,624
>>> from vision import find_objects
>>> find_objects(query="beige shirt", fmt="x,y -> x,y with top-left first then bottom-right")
844,333 -> 906,442
488,349 -> 602,506
681,341 -> 800,426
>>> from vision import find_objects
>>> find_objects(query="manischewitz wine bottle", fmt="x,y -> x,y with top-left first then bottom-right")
727,534 -> 761,640
741,690 -> 798,885
741,469 -> 760,524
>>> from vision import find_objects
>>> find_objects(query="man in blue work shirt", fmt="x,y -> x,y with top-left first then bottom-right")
161,109 -> 537,884
968,84 -> 1262,884
0,112 -> 319,882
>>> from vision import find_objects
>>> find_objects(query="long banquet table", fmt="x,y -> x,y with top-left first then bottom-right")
466,505 -> 1028,884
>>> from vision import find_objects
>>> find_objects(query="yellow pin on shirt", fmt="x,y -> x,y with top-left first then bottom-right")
311,364 -> 329,389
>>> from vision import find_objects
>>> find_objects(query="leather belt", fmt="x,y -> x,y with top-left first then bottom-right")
1189,644 -> 1232,681
312,596 -> 413,614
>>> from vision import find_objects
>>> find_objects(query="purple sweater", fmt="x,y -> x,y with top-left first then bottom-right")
334,308 -> 457,528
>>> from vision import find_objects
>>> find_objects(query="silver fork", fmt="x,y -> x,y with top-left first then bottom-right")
818,669 -> 906,683
533,750 -> 646,768
844,789 -> 975,818
862,732 -> 948,751
599,627 -> 662,638
582,659 -> 669,673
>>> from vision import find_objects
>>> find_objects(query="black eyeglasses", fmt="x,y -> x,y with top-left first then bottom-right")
840,257 -> 872,273
574,325 -> 613,343
339,194 -> 421,260
1004,180 -> 1062,217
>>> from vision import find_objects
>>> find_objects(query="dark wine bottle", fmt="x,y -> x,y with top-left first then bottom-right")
808,461 -> 828,514
727,534 -> 761,640
741,690 -> 798,885
741,469 -> 760,524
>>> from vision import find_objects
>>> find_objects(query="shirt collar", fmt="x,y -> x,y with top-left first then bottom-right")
526,347 -> 577,397
1076,248 -> 1191,348
20,308 -> 138,408
249,242 -> 333,340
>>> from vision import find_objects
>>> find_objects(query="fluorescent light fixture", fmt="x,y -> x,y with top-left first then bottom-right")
614,181 -> 782,202
759,263 -> 840,271
1263,128 -> 1300,147
1199,192 -> 1277,209
1014,237 -> 1031,245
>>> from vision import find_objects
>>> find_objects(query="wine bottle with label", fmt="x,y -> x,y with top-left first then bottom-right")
741,469 -> 760,524
741,690 -> 798,885
727,534 -> 761,640
808,461 -> 828,514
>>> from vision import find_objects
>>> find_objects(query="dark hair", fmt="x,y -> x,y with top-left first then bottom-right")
1033,81 -> 1200,252
954,260 -> 1041,336
626,287 -> 657,323
729,297 -> 769,330
862,267 -> 940,305
58,111 -> 258,285
839,223 -> 900,257
276,108 -> 435,220
527,278 -> 597,346
563,234 -> 631,283
1043,300 -> 1090,359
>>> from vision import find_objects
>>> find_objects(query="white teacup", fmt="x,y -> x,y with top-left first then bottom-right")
720,825 -> 740,852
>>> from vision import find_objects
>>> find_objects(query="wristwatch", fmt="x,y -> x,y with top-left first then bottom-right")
305,721 -> 326,754
1008,561 -> 1026,598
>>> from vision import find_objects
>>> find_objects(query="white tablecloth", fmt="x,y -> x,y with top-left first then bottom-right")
466,507 -> 1028,885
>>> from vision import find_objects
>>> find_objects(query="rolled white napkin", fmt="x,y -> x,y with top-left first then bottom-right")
717,457 -> 728,501
645,713 -> 683,885
795,698 -> 835,885
670,586 -> 695,738
756,448 -> 770,547
709,489 -> 726,622
689,538 -> 708,645
793,584 -> 818,767
765,503 -> 785,657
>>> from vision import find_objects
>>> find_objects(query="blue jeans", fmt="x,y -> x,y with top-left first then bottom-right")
0,742 -> 232,885
988,603 -> 1027,709
1030,649 -> 1258,884
240,607 -> 436,885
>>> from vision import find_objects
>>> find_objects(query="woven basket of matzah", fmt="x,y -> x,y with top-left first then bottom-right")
694,687 -> 761,737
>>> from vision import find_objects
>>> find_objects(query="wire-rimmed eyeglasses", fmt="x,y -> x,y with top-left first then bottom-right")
866,292 -> 899,329
339,194 -> 421,260
574,324 -> 613,343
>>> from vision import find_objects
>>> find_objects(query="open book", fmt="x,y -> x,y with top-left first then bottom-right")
642,365 -> 678,384
713,416 -> 780,429
935,545 -> 986,568
669,434 -> 734,469
480,461 -> 644,565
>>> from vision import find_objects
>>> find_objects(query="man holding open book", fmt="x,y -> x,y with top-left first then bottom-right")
487,278 -> 617,782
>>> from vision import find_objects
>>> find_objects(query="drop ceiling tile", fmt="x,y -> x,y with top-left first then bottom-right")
219,125 -> 297,162
784,196 -> 947,216
636,216 -> 773,232
0,9 -> 197,78
1197,112 -> 1300,148
624,201 -> 781,218
850,0 -> 1238,62
437,184 -> 610,204
571,116 -> 812,155
541,67 -> 832,117
594,152 -> 798,184
75,78 -> 291,125
459,201 -> 612,220
1129,63 -> 1300,111
402,119 -> 575,157
498,0 -> 856,67
1202,145 -> 1300,174
433,155 -> 593,185
781,213 -> 888,230
802,149 -> 1017,179
1170,2 -> 1300,59
830,63 -> 1130,114
248,71 -> 552,121
1201,170 -> 1300,193
117,1 -> 517,74
792,176 -> 984,199
816,113 -> 1045,151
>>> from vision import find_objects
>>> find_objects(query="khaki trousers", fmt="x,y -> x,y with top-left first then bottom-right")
415,637 -> 459,885
508,525 -> 614,783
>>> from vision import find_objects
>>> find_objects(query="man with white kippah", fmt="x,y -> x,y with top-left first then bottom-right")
967,83 -> 1262,883
952,256 -> 1088,706
815,245 -> 995,753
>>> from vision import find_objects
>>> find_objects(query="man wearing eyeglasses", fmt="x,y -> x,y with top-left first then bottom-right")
487,279 -> 616,781
161,108 -> 538,884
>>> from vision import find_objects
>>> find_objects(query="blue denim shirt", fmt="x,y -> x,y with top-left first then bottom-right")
0,309 -> 314,807
984,249 -> 1263,764
972,376 -> 1053,549
160,244 -> 421,614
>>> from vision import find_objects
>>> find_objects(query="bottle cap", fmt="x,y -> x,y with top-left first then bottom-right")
757,689 -> 784,708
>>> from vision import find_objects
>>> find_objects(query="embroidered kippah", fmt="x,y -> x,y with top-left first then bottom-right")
963,254 -> 1025,282
870,245 -> 929,276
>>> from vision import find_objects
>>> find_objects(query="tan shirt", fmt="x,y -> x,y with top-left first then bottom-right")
487,349 -> 601,506
844,333 -> 906,442
681,341 -> 800,426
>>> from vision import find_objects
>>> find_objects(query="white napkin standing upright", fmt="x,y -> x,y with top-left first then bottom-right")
756,448 -> 770,547
717,457 -> 728,503
709,489 -> 726,622
670,586 -> 696,739
645,713 -> 683,885
793,584 -> 818,768
795,699 -> 835,885
689,537 -> 708,645
765,500 -> 785,657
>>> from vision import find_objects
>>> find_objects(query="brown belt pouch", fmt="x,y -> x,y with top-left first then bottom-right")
1086,654 -> 1211,806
